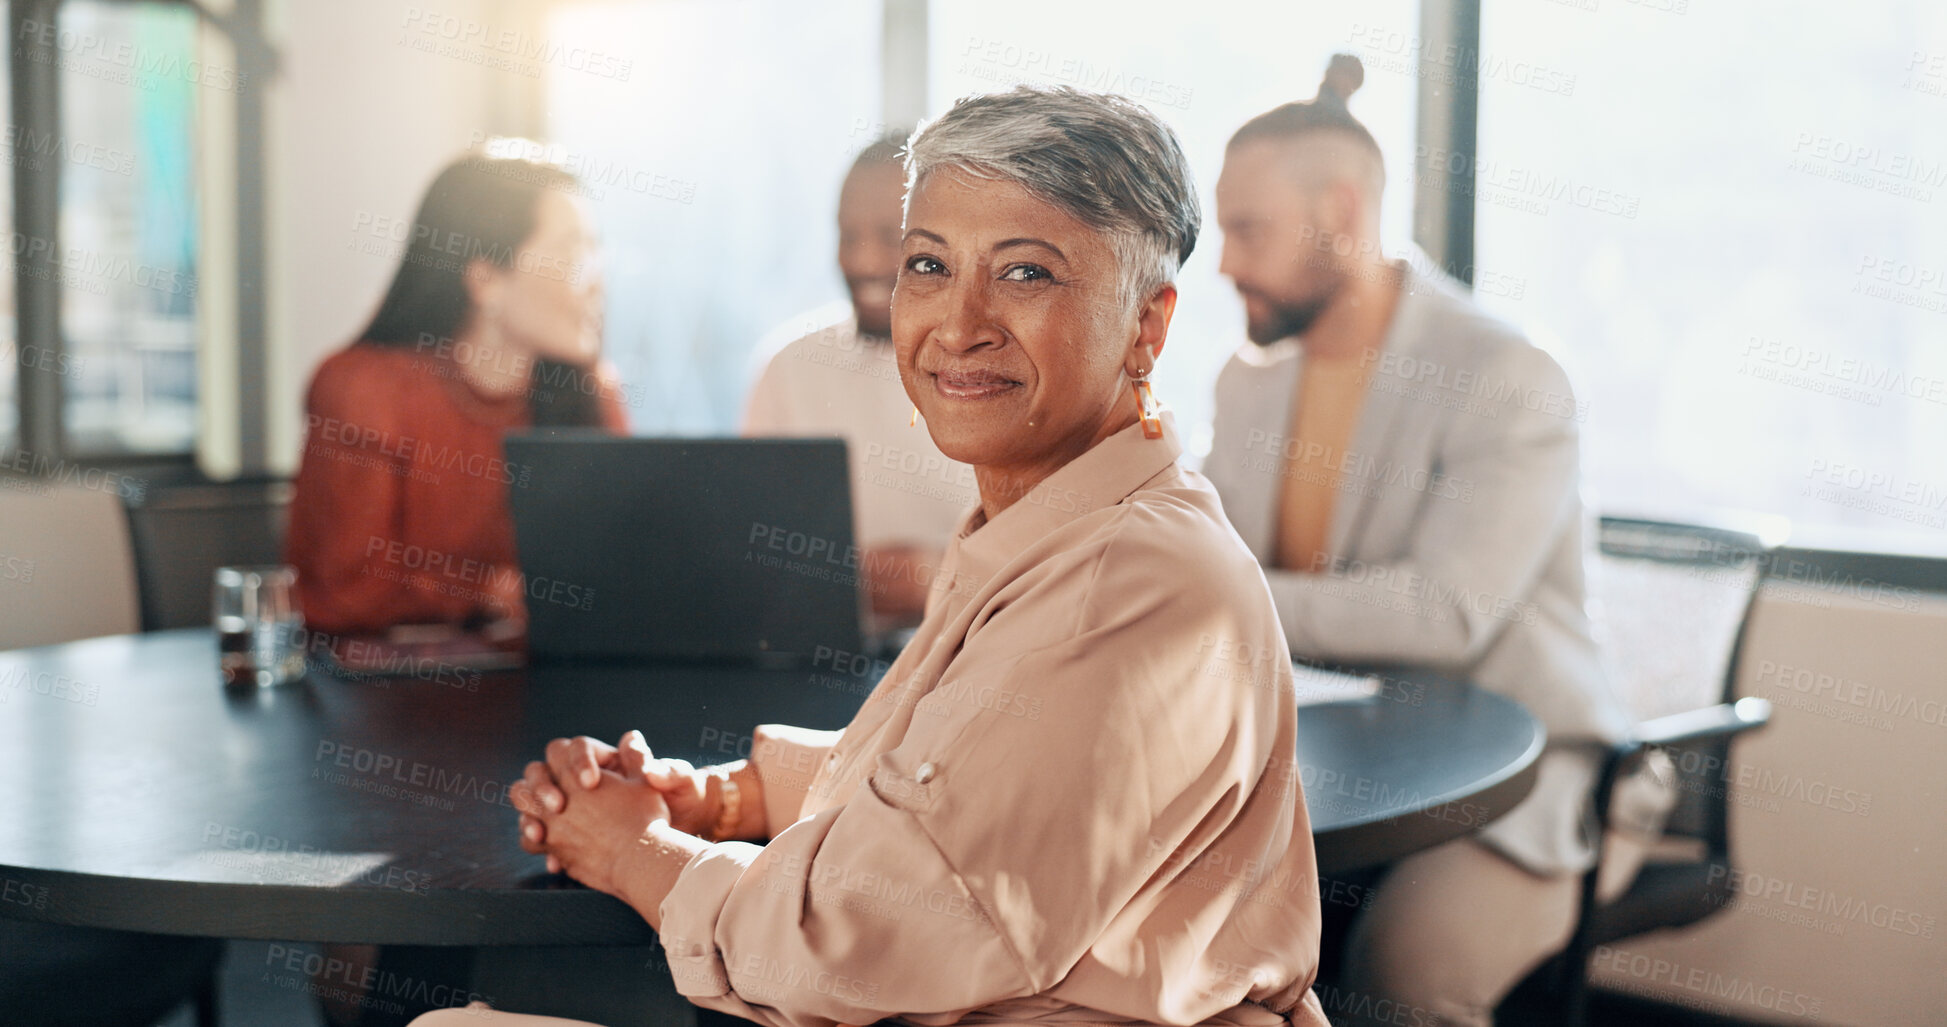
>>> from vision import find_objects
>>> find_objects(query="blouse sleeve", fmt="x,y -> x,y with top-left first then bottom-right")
657,504 -> 1287,1027
747,724 -> 842,840
285,354 -> 475,634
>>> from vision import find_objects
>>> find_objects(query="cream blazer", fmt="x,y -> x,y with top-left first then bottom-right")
1202,258 -> 1637,874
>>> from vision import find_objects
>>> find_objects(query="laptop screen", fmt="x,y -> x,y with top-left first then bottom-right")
505,435 -> 865,665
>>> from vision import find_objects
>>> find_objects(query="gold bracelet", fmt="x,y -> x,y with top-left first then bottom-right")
710,769 -> 742,842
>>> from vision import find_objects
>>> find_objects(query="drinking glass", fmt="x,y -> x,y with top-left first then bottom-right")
214,565 -> 305,687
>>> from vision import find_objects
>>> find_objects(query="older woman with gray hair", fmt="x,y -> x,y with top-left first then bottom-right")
419,85 -> 1329,1027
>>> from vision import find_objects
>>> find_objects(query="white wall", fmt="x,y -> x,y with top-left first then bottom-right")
263,0 -> 546,473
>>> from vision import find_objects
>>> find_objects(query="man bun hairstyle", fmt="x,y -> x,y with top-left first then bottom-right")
1227,54 -> 1384,177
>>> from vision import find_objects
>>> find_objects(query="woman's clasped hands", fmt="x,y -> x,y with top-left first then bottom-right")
507,730 -> 715,893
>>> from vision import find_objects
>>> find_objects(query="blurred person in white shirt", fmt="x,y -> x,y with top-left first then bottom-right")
743,136 -> 976,635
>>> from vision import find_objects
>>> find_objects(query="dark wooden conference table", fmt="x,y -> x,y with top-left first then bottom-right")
0,629 -> 1542,946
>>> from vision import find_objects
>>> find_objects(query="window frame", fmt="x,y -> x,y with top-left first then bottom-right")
2,0 -> 271,475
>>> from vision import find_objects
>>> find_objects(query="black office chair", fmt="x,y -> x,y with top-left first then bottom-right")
1501,517 -> 1779,1025
121,476 -> 293,631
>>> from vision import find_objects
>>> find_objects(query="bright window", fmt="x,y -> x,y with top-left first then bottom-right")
544,0 -> 884,434
1476,2 -> 1947,542
57,0 -> 201,456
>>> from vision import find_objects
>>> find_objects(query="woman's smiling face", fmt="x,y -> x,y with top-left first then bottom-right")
893,169 -> 1144,480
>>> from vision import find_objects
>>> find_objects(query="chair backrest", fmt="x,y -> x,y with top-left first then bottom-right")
122,479 -> 292,630
0,484 -> 142,649
1589,517 -> 1771,846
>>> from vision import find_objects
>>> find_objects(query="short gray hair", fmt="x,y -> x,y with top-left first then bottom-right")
903,85 -> 1201,314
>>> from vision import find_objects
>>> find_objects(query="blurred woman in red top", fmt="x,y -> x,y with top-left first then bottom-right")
287,147 -> 628,639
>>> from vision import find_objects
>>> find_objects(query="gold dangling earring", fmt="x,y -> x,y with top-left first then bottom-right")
1132,375 -> 1163,439
909,405 -> 919,427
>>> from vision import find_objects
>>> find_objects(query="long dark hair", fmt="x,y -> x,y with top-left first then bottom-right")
361,151 -> 603,428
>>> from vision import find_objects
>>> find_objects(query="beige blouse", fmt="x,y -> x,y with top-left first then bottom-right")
658,413 -> 1329,1027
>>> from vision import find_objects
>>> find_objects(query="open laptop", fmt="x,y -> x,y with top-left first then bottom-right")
505,434 -> 865,665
